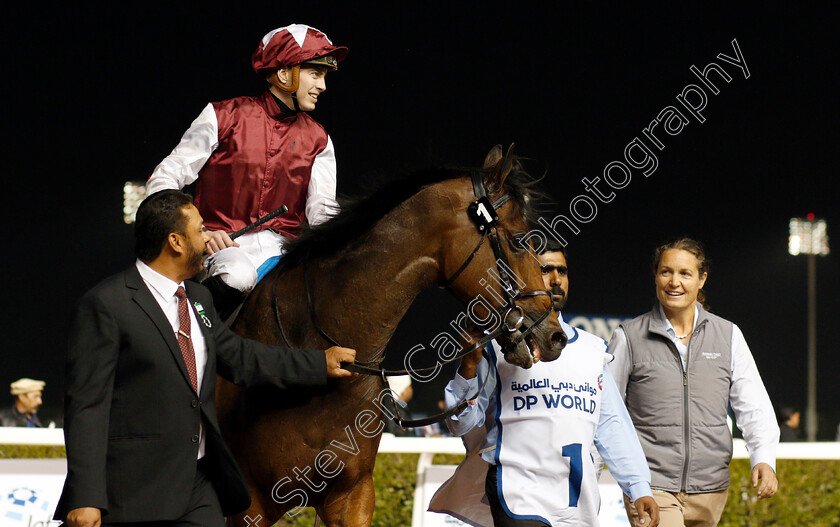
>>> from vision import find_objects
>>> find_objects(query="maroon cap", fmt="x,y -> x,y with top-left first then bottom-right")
252,24 -> 348,76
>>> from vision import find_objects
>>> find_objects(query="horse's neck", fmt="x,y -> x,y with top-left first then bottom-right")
308,187 -> 457,357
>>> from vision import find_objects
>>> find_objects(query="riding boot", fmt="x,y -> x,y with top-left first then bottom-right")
201,275 -> 248,323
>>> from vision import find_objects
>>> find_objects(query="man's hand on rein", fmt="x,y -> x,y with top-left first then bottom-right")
458,348 -> 484,380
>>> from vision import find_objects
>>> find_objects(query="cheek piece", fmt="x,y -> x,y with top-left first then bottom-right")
268,67 -> 301,112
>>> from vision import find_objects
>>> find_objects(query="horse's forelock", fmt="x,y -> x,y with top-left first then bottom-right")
502,161 -> 550,226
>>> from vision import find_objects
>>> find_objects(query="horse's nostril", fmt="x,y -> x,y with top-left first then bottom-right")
551,331 -> 567,348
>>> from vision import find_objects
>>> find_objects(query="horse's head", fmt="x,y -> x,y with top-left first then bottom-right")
437,144 -> 567,368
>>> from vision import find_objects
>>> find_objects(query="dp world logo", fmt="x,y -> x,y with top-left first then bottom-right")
0,487 -> 59,525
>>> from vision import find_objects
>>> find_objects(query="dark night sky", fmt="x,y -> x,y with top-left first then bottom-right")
3,3 -> 838,436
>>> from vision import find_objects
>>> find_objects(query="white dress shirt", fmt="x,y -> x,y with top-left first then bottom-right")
135,259 -> 208,458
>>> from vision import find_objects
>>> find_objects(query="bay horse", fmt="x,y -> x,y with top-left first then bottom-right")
217,145 -> 567,526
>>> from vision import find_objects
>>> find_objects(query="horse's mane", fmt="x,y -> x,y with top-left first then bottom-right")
277,160 -> 545,271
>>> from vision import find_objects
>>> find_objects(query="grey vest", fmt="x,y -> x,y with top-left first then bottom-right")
620,304 -> 733,492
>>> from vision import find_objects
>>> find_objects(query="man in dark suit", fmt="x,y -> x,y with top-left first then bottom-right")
54,190 -> 356,527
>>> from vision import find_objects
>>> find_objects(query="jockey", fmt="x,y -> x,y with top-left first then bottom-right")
146,24 -> 348,316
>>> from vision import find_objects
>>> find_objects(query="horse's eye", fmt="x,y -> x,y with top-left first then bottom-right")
510,234 -> 527,251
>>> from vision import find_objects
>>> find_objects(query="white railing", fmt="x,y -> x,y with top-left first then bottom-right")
0,427 -> 65,446
2,429 -> 838,527
3,428 -> 837,459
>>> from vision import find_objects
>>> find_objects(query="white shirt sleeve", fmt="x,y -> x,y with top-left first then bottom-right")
729,324 -> 780,470
444,359 -> 492,437
607,327 -> 631,400
146,103 -> 219,194
306,135 -> 339,225
594,365 -> 652,501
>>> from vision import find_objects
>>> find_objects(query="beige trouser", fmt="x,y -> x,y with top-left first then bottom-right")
624,489 -> 729,527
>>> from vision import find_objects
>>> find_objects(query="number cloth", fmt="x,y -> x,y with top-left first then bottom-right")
431,314 -> 652,526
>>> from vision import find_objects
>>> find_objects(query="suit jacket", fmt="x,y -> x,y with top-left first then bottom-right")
53,265 -> 327,523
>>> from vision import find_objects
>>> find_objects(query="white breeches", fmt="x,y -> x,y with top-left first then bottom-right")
203,230 -> 285,292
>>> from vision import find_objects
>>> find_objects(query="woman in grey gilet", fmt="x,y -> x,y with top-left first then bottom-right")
608,238 -> 779,527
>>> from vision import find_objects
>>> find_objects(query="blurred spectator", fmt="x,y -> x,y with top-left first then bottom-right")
384,375 -> 418,437
419,400 -> 452,438
0,378 -> 45,427
777,406 -> 802,442
835,423 -> 840,442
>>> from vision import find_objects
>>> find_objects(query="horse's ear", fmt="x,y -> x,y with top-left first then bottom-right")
483,145 -> 503,169
484,143 -> 515,195
498,143 -> 516,188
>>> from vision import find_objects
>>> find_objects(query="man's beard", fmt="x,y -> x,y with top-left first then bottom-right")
551,286 -> 567,312
187,245 -> 205,277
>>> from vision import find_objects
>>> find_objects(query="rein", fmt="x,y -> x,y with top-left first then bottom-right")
272,170 -> 553,428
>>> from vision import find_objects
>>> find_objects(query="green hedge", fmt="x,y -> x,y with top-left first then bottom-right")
721,459 -> 840,527
4,447 -> 838,526
0,444 -> 65,458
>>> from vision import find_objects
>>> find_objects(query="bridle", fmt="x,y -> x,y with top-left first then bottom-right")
441,171 -> 553,350
272,170 -> 553,428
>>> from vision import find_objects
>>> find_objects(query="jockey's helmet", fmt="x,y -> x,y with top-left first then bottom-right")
252,24 -> 347,93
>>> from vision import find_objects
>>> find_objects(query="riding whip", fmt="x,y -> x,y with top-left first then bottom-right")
229,204 -> 288,240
